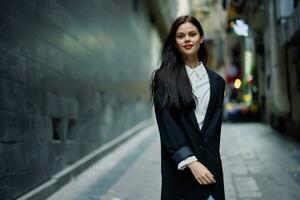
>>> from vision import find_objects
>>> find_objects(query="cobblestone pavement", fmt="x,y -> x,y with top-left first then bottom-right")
47,122 -> 300,200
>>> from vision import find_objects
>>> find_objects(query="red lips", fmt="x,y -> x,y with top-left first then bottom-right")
183,44 -> 193,49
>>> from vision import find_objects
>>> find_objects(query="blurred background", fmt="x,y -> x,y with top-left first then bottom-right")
1,0 -> 300,199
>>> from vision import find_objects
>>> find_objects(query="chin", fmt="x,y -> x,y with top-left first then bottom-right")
182,51 -> 196,56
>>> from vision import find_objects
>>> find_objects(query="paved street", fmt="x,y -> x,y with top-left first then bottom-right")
47,122 -> 300,200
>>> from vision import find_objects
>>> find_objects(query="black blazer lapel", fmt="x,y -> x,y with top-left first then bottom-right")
188,108 -> 201,133
200,67 -> 218,134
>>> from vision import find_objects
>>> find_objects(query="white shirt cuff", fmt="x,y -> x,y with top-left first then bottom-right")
177,156 -> 198,170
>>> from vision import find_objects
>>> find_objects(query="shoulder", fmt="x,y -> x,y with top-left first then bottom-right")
206,67 -> 225,85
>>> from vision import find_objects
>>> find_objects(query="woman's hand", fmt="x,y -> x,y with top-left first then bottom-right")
188,161 -> 216,185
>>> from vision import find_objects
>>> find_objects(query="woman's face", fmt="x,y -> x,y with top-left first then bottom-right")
175,22 -> 203,58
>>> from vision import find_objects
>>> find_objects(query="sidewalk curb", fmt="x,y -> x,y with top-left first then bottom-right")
17,119 -> 154,200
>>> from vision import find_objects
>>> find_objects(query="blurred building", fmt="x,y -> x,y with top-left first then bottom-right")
225,0 -> 300,137
147,0 -> 179,38
190,0 -> 228,75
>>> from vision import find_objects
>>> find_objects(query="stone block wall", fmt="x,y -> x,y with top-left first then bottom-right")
0,0 -> 153,199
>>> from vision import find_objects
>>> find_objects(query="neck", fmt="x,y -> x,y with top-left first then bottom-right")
183,54 -> 199,69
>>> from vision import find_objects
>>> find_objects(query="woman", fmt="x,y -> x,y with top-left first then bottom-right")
151,15 -> 226,200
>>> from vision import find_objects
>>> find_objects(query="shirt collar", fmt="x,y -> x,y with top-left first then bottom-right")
185,61 -> 206,78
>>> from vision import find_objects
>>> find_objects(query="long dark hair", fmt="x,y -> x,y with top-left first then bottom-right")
150,15 -> 207,113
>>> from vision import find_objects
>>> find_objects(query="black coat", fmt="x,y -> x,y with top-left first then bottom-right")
154,67 -> 226,200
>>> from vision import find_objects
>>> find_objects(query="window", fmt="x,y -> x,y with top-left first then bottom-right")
133,0 -> 139,13
52,118 -> 62,141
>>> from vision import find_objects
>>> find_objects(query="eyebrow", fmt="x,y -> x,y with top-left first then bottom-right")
176,31 -> 197,34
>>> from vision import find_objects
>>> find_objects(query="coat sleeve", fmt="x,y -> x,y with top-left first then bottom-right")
154,95 -> 195,167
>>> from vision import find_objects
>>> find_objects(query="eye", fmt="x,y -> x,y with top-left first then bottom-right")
176,35 -> 184,39
190,33 -> 197,37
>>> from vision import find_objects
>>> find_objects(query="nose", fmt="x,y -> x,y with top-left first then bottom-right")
184,35 -> 190,42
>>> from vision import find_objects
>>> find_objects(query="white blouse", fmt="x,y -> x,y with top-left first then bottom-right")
177,61 -> 210,170
185,62 -> 210,130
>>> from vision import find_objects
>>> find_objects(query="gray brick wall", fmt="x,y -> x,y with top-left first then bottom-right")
0,0 -> 153,199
